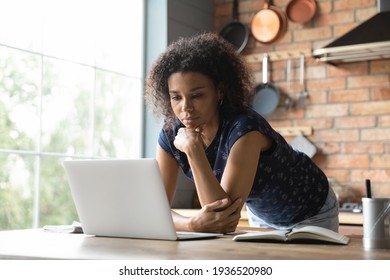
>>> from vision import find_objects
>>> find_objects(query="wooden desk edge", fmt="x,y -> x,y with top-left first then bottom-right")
174,209 -> 363,235
174,209 -> 363,224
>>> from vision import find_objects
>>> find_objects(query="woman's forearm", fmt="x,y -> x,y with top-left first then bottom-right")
185,146 -> 230,206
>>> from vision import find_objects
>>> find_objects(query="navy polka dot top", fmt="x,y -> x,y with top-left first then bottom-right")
158,107 -> 329,227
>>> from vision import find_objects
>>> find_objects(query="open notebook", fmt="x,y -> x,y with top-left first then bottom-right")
63,158 -> 221,241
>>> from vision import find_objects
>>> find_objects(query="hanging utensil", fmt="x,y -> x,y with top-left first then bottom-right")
285,58 -> 293,110
251,0 -> 285,44
219,0 -> 249,53
252,53 -> 280,117
297,53 -> 308,108
286,0 -> 317,24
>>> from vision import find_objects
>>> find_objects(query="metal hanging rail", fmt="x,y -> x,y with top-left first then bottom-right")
245,48 -> 312,62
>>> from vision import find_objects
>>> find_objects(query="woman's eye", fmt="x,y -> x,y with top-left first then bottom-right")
192,93 -> 203,99
170,95 -> 181,101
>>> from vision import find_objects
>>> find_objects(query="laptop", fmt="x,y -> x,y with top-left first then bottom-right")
63,158 -> 222,241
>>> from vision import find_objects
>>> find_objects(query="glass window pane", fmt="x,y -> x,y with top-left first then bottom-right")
41,58 -> 94,156
94,70 -> 142,158
94,0 -> 144,77
41,0 -> 95,66
0,153 -> 34,230
0,46 -> 40,151
39,156 -> 78,227
0,0 -> 144,229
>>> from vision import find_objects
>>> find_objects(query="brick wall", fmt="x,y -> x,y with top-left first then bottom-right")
214,0 -> 390,200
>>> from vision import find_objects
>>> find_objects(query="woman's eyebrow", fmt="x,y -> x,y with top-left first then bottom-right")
189,86 -> 206,92
169,86 -> 206,94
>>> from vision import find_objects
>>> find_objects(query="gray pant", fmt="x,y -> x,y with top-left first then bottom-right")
247,187 -> 340,232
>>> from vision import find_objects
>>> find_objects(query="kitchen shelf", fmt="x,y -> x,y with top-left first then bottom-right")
245,48 -> 312,62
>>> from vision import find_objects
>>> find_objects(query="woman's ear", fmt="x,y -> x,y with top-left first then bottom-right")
216,90 -> 223,105
217,84 -> 224,102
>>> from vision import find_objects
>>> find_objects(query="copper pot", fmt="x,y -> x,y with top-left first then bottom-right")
286,0 -> 317,23
251,0 -> 287,44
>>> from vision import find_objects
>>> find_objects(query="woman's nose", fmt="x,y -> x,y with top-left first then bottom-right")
182,99 -> 194,112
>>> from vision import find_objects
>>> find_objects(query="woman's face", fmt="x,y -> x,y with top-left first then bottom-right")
168,71 -> 220,131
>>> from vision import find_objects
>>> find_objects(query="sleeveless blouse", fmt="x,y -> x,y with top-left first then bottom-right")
158,107 -> 329,228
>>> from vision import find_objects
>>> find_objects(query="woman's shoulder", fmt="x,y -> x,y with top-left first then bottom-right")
225,107 -> 268,128
222,107 -> 286,144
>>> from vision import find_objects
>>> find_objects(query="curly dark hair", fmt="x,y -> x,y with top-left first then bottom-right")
145,32 -> 254,126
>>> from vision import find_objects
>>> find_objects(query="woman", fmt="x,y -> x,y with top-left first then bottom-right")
145,33 -> 339,234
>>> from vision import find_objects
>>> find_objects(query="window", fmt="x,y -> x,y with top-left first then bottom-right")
0,0 -> 145,229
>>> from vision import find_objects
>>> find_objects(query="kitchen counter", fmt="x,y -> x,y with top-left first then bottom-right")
339,212 -> 363,225
174,209 -> 363,235
0,228 -> 388,260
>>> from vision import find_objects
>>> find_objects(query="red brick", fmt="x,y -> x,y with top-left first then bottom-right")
361,128 -> 390,141
351,170 -> 390,184
348,75 -> 389,88
315,1 -> 333,14
274,42 -> 311,53
305,90 -> 328,104
333,23 -> 359,37
293,27 -> 332,42
329,89 -> 370,103
371,88 -> 390,101
315,11 -> 355,27
313,41 -> 335,53
276,31 -> 292,44
327,62 -> 369,77
355,6 -> 378,21
334,116 -> 376,128
371,183 -> 390,197
316,129 -> 359,142
327,154 -> 369,169
295,118 -> 333,129
344,142 -> 385,154
371,59 -> 390,74
307,78 -> 346,91
351,101 -> 390,116
306,104 -> 349,118
334,0 -> 376,10
317,142 -> 341,154
307,65 -> 326,79
379,116 -> 390,127
371,155 -> 390,168
270,106 -> 305,120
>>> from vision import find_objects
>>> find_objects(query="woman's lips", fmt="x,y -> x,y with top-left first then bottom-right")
182,117 -> 198,126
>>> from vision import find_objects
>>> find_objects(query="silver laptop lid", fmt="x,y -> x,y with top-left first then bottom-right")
63,158 -> 178,240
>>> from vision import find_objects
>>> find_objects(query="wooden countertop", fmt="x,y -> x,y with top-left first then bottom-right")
0,228 -> 389,260
338,212 -> 363,225
174,209 -> 363,225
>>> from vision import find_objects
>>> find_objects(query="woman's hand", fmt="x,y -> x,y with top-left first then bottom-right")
173,127 -> 207,153
189,198 -> 242,234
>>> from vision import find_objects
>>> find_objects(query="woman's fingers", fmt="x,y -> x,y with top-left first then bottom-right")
203,198 -> 230,212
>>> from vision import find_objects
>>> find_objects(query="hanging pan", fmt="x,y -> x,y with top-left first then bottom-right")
286,0 -> 317,23
251,0 -> 285,44
219,0 -> 249,53
252,53 -> 280,117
